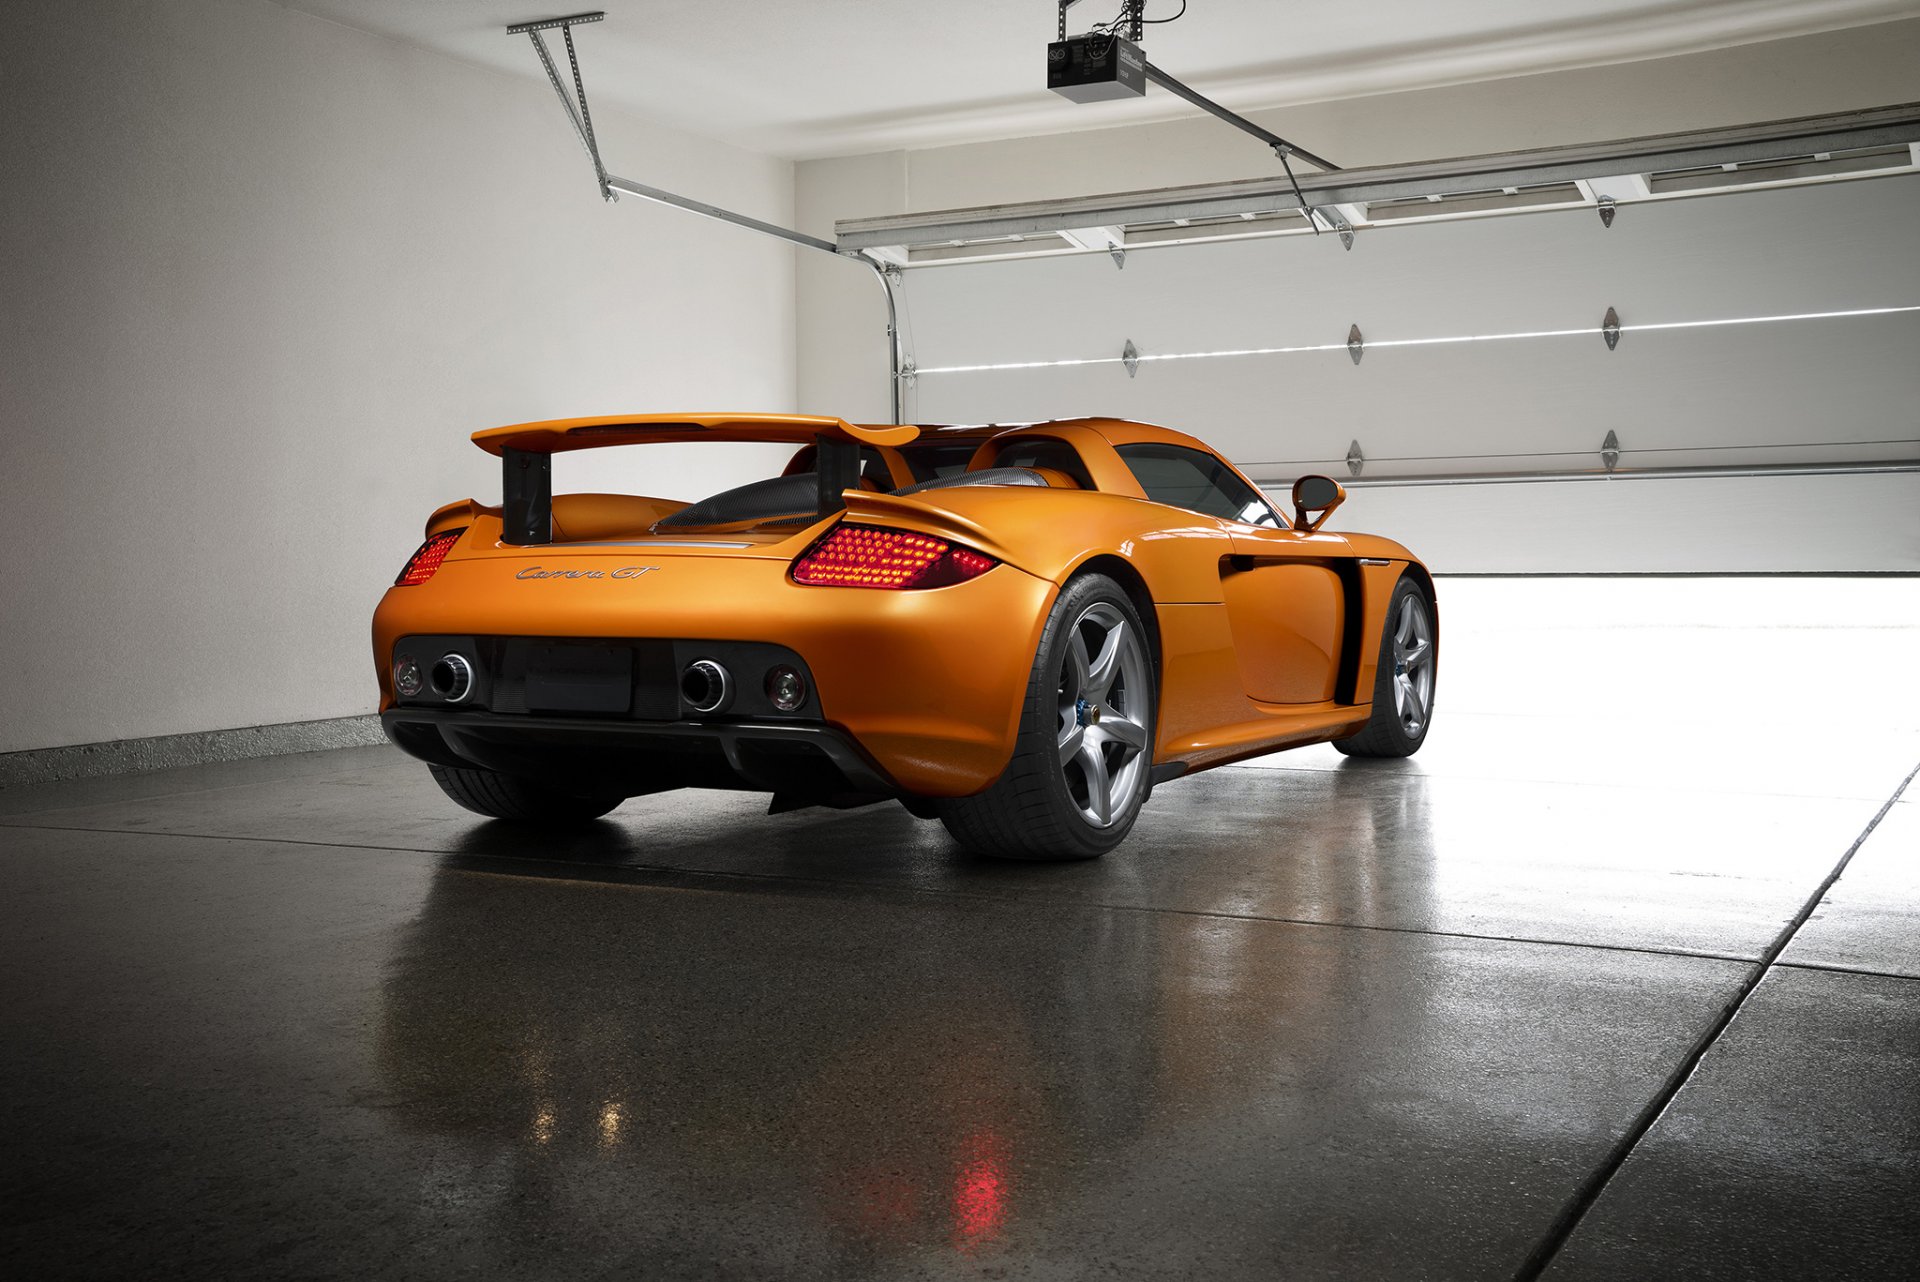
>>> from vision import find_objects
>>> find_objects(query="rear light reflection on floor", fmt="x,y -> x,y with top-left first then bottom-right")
953,1127 -> 1010,1252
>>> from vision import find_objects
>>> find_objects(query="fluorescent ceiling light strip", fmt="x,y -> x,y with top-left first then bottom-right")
912,305 -> 1920,376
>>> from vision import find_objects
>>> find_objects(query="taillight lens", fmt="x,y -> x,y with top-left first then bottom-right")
792,523 -> 998,589
394,528 -> 465,587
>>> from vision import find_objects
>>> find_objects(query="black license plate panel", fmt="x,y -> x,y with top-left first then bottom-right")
521,644 -> 634,714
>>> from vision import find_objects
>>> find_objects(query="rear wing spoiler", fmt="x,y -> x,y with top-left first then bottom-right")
471,414 -> 921,545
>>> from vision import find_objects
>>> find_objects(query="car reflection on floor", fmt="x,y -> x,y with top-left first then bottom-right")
370,770 -> 1437,1267
376,865 -> 1152,1262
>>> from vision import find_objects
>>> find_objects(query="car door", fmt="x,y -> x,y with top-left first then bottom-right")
1113,443 -> 1348,705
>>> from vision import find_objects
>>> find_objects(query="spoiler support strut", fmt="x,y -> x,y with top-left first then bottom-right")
815,436 -> 861,518
501,447 -> 553,545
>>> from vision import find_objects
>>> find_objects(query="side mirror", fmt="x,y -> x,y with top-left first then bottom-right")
1291,474 -> 1346,533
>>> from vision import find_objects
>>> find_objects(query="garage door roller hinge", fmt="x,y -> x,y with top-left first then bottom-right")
1307,208 -> 1357,248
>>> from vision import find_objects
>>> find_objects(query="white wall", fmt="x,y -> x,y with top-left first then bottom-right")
796,20 -> 1920,573
0,0 -> 798,753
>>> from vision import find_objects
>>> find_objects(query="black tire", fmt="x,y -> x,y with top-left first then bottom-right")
1333,575 -> 1438,758
427,763 -> 625,824
939,573 -> 1156,860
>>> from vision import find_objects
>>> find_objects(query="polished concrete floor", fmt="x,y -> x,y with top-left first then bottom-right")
1,578 -> 1916,1279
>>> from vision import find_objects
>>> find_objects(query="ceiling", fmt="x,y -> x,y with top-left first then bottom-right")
274,0 -> 1919,158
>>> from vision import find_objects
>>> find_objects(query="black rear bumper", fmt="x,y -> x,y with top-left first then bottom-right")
381,709 -> 898,799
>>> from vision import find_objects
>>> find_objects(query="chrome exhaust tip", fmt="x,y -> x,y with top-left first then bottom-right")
430,653 -> 474,703
681,659 -> 732,714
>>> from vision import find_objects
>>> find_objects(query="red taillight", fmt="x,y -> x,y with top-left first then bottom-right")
394,528 -> 465,587
792,523 -> 998,589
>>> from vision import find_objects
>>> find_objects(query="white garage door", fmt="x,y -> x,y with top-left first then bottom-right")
891,174 -> 1920,572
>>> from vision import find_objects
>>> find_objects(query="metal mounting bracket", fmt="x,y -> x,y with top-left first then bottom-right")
1109,245 -> 1128,270
1602,306 -> 1622,351
506,12 -> 605,34
1347,324 -> 1365,365
506,12 -> 908,422
1346,440 -> 1366,476
1600,429 -> 1621,472
1059,0 -> 1128,41
1137,64 -> 1339,173
1311,208 -> 1356,249
1122,339 -> 1141,378
1597,195 -> 1616,229
1051,12 -> 1340,225
510,11 -> 614,202
900,359 -> 918,388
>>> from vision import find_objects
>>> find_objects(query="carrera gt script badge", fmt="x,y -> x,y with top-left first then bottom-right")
515,566 -> 658,580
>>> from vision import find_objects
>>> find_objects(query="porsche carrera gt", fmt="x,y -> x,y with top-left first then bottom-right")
372,414 -> 1437,859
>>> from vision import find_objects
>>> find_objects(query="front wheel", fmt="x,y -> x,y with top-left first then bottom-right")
428,763 -> 625,824
939,574 -> 1155,860
1333,576 -> 1437,758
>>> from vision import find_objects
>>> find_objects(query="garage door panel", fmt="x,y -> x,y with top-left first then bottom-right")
902,172 -> 1916,571
904,175 -> 1920,371
899,391 -> 1913,571
914,313 -> 1920,472
1326,473 -> 1920,574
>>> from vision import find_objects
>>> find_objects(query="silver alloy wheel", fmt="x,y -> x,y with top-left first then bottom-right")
1390,593 -> 1436,736
1055,601 -> 1151,828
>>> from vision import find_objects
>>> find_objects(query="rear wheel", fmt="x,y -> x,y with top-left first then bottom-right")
427,763 -> 625,824
1333,576 -> 1437,758
940,574 -> 1155,860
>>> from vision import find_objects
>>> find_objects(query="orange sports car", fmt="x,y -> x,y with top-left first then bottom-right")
372,414 -> 1437,859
